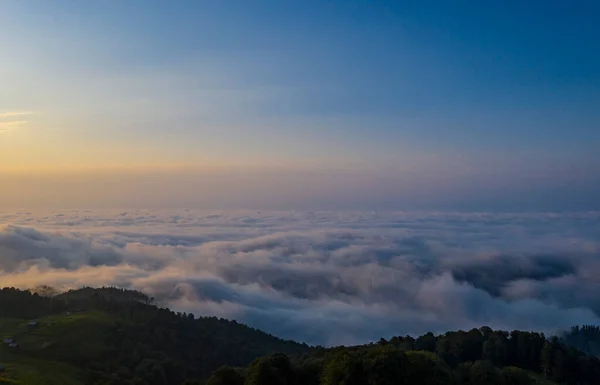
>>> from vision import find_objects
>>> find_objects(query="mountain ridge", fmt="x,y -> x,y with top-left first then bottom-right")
0,286 -> 598,385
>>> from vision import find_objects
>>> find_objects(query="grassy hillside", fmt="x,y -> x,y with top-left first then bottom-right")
0,287 -> 308,384
0,315 -> 88,384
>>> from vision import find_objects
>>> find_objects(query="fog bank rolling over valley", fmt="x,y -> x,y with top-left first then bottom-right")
1,209 -> 599,346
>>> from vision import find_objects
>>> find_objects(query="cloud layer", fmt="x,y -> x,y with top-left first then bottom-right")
0,111 -> 33,132
1,210 -> 599,346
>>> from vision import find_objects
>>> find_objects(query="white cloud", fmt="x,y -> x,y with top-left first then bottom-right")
1,210 -> 600,345
0,111 -> 33,132
0,111 -> 34,118
0,120 -> 28,132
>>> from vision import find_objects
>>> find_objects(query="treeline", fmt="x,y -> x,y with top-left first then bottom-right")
0,286 -> 68,318
203,326 -> 600,385
0,286 -> 152,318
562,325 -> 600,357
57,286 -> 153,304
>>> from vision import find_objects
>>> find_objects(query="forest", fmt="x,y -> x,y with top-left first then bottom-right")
201,327 -> 600,385
0,286 -> 599,385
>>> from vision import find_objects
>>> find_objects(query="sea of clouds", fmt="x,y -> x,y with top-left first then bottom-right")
1,209 -> 599,346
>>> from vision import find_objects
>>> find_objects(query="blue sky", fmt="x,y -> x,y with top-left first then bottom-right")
1,1 -> 599,210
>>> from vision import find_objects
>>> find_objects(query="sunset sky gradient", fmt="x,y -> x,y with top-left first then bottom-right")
2,1 -> 599,210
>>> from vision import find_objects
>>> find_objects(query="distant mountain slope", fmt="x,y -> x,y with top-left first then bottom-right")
0,287 -> 308,384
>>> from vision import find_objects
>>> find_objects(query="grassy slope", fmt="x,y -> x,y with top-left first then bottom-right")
0,311 -> 114,384
0,301 -> 307,384
0,290 -> 559,384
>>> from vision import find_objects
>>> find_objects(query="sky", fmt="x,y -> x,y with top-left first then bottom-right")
1,0 -> 599,210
